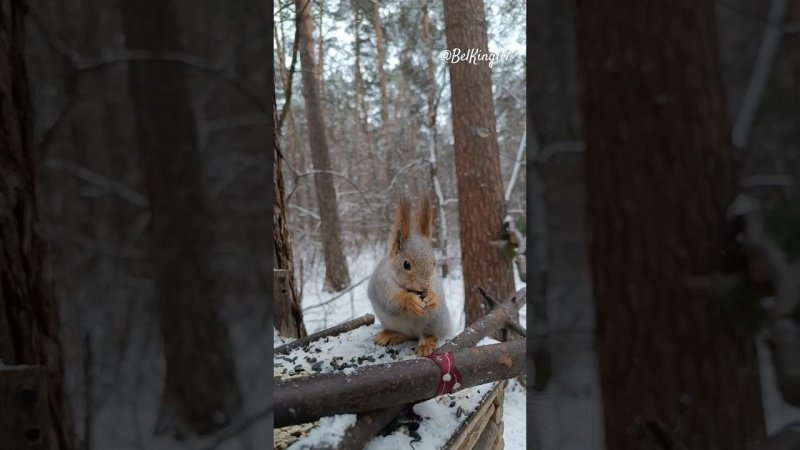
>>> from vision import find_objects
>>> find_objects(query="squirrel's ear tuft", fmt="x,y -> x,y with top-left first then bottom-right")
392,196 -> 411,253
417,194 -> 432,238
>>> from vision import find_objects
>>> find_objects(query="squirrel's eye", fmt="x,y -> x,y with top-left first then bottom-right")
403,261 -> 411,270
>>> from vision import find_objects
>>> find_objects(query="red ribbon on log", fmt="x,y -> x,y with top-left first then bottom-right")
426,351 -> 463,396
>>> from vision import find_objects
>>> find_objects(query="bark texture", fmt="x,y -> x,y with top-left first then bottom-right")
274,106 -> 306,339
573,1 -> 766,448
0,2 -> 79,448
120,0 -> 242,436
295,0 -> 351,291
442,0 -> 516,326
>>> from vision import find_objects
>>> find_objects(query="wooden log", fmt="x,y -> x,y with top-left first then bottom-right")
274,313 -> 375,355
335,288 -> 526,450
472,417 -> 500,450
275,340 -> 524,427
494,422 -> 505,450
0,365 -> 50,449
443,381 -> 503,450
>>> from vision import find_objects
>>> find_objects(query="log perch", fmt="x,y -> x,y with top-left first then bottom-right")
274,339 -> 525,428
274,314 -> 375,355
322,287 -> 526,449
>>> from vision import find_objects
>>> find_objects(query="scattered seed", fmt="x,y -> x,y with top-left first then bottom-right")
456,406 -> 464,418
449,401 -> 455,408
311,361 -> 324,372
294,365 -> 304,372
407,411 -> 423,422
305,356 -> 317,363
407,422 -> 420,431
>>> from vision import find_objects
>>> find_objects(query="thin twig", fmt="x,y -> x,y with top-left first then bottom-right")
303,275 -> 371,312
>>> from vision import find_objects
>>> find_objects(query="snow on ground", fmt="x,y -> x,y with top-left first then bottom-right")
276,327 -> 514,449
285,244 -> 527,449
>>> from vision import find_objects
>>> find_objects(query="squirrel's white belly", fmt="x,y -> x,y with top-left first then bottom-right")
373,306 -> 426,337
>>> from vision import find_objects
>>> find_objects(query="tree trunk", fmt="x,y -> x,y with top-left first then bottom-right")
353,10 -> 381,195
442,0 -> 516,326
295,0 -> 351,292
275,23 -> 312,237
0,2 -> 80,448
421,0 -> 449,278
274,105 -> 307,338
573,1 -> 766,449
120,0 -> 242,436
372,1 -> 391,182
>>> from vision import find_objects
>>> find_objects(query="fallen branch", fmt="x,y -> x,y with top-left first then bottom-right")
274,339 -> 525,427
333,288 -> 526,450
274,314 -> 375,355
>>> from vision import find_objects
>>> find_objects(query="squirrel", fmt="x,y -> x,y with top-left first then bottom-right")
367,194 -> 451,357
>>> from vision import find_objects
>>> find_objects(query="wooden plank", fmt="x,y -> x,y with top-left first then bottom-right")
0,365 -> 49,449
464,404 -> 495,449
444,381 -> 505,450
472,419 -> 500,450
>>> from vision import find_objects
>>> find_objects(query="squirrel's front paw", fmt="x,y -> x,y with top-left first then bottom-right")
423,291 -> 439,311
395,291 -> 426,317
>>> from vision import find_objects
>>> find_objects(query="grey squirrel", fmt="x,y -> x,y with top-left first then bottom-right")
367,195 -> 451,356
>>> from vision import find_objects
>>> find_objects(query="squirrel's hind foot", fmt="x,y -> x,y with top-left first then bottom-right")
415,335 -> 438,356
374,329 -> 411,346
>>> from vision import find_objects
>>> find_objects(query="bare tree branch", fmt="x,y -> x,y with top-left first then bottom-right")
504,126 -> 526,202
43,157 -> 148,207
731,0 -> 789,153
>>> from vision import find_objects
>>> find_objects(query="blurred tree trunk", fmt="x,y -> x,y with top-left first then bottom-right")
295,0 -> 351,292
274,102 -> 307,338
275,24 -> 311,235
120,0 -> 242,436
353,9 -> 381,193
421,0 -> 449,278
573,1 -> 766,449
0,2 -> 80,448
442,0 -> 516,327
372,1 -> 391,182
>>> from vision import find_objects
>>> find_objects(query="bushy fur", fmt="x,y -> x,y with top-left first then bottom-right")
367,195 -> 451,356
